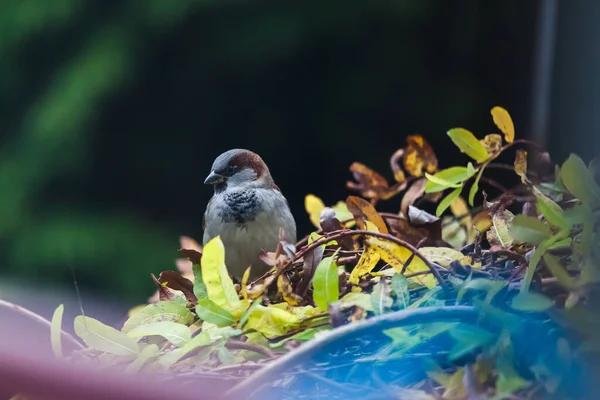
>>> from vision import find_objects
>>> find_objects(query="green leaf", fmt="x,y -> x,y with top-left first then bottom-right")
127,321 -> 192,347
201,236 -> 241,310
125,344 -> 159,373
239,299 -> 261,329
436,187 -> 462,217
339,292 -> 374,311
424,172 -> 462,191
520,230 -> 569,293
312,254 -> 340,311
542,253 -> 577,289
391,273 -> 410,309
509,215 -> 552,245
448,324 -> 496,361
511,292 -> 553,312
457,278 -> 505,304
560,154 -> 600,207
468,164 -> 486,206
157,330 -> 212,369
447,128 -> 489,163
424,166 -> 477,193
536,194 -> 571,230
192,263 -> 207,300
371,279 -> 393,315
51,304 -> 65,359
74,316 -> 139,355
195,298 -> 236,327
121,301 -> 195,333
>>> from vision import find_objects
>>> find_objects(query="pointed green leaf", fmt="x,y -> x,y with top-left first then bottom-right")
192,263 -> 207,300
51,304 -> 65,359
121,301 -> 195,333
370,279 -> 393,315
511,292 -> 553,312
447,128 -> 489,163
560,154 -> 600,207
127,321 -> 192,347
424,166 -> 477,193
125,344 -> 160,372
448,324 -> 496,361
195,298 -> 236,327
424,173 -> 462,192
535,190 -> 571,230
543,253 -> 577,289
436,187 -> 462,217
312,254 -> 340,311
391,273 -> 410,309
468,164 -> 486,206
74,316 -> 139,355
509,215 -> 552,245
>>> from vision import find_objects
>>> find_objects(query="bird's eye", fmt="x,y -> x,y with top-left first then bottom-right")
224,165 -> 237,175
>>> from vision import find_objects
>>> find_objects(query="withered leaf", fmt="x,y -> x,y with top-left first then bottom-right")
277,274 -> 304,306
514,149 -> 528,183
319,207 -> 342,232
390,148 -> 406,183
407,205 -> 442,241
403,135 -> 438,177
384,216 -> 429,247
480,133 -> 503,154
158,271 -> 196,303
347,162 -> 389,199
401,177 -> 427,215
178,249 -> 202,265
486,209 -> 515,248
346,195 -> 389,234
349,245 -> 381,284
151,273 -> 174,302
297,245 -> 324,296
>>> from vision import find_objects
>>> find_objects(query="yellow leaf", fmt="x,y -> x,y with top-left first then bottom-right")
201,236 -> 241,310
331,201 -> 354,222
468,211 -> 492,243
514,149 -> 528,183
450,195 -> 471,231
403,134 -> 438,177
364,220 -> 380,232
346,195 -> 389,234
447,128 -> 489,163
491,106 -> 515,143
419,247 -> 465,267
277,274 -> 304,306
480,133 -> 503,154
368,237 -> 436,288
245,304 -> 301,337
305,194 -> 326,228
349,245 -> 380,284
240,267 -> 251,300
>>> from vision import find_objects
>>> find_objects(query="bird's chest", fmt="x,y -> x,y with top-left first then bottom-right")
219,190 -> 261,225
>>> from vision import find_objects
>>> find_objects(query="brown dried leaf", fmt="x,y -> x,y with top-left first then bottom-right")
480,133 -> 503,154
486,209 -> 515,248
400,178 -> 427,215
390,148 -> 407,183
403,135 -> 438,177
347,162 -> 389,199
158,271 -> 196,303
385,216 -> 429,247
514,149 -> 528,183
407,205 -> 442,241
178,249 -> 202,265
346,196 -> 389,234
297,245 -> 324,296
151,273 -> 174,301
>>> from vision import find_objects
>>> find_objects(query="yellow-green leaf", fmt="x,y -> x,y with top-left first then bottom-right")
419,247 -> 465,267
195,298 -> 236,327
245,304 -> 302,337
127,321 -> 192,347
560,154 -> 600,207
313,255 -> 340,311
425,172 -> 462,192
122,301 -> 195,333
468,164 -> 486,206
126,344 -> 159,372
535,192 -> 571,230
305,194 -> 326,228
201,236 -> 241,310
368,237 -> 436,288
425,166 -> 477,193
491,106 -> 515,143
51,304 -> 64,359
75,316 -> 139,356
543,253 -> 577,290
511,292 -> 553,312
447,128 -> 489,163
339,292 -> 374,311
509,215 -> 552,245
349,245 -> 380,284
436,187 -> 462,217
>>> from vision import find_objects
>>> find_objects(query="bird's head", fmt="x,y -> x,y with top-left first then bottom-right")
204,149 -> 276,193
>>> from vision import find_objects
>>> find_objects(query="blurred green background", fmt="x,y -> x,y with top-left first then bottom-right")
0,0 -> 596,306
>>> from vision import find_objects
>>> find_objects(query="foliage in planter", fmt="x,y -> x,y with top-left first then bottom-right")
43,107 -> 598,400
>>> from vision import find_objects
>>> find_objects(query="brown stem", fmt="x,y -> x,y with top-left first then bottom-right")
296,230 -> 450,296
225,340 -> 274,359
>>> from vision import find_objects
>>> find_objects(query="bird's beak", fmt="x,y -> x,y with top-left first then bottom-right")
204,171 -> 225,185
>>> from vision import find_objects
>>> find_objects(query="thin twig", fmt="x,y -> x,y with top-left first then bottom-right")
295,230 -> 450,296
225,340 -> 275,359
0,298 -> 84,350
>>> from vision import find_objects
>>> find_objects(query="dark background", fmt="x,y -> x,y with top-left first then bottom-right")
0,0 -> 597,309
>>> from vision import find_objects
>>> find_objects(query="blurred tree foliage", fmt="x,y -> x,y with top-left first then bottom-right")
0,0 -> 537,302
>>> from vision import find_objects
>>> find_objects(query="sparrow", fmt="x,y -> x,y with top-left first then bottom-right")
202,149 -> 297,278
